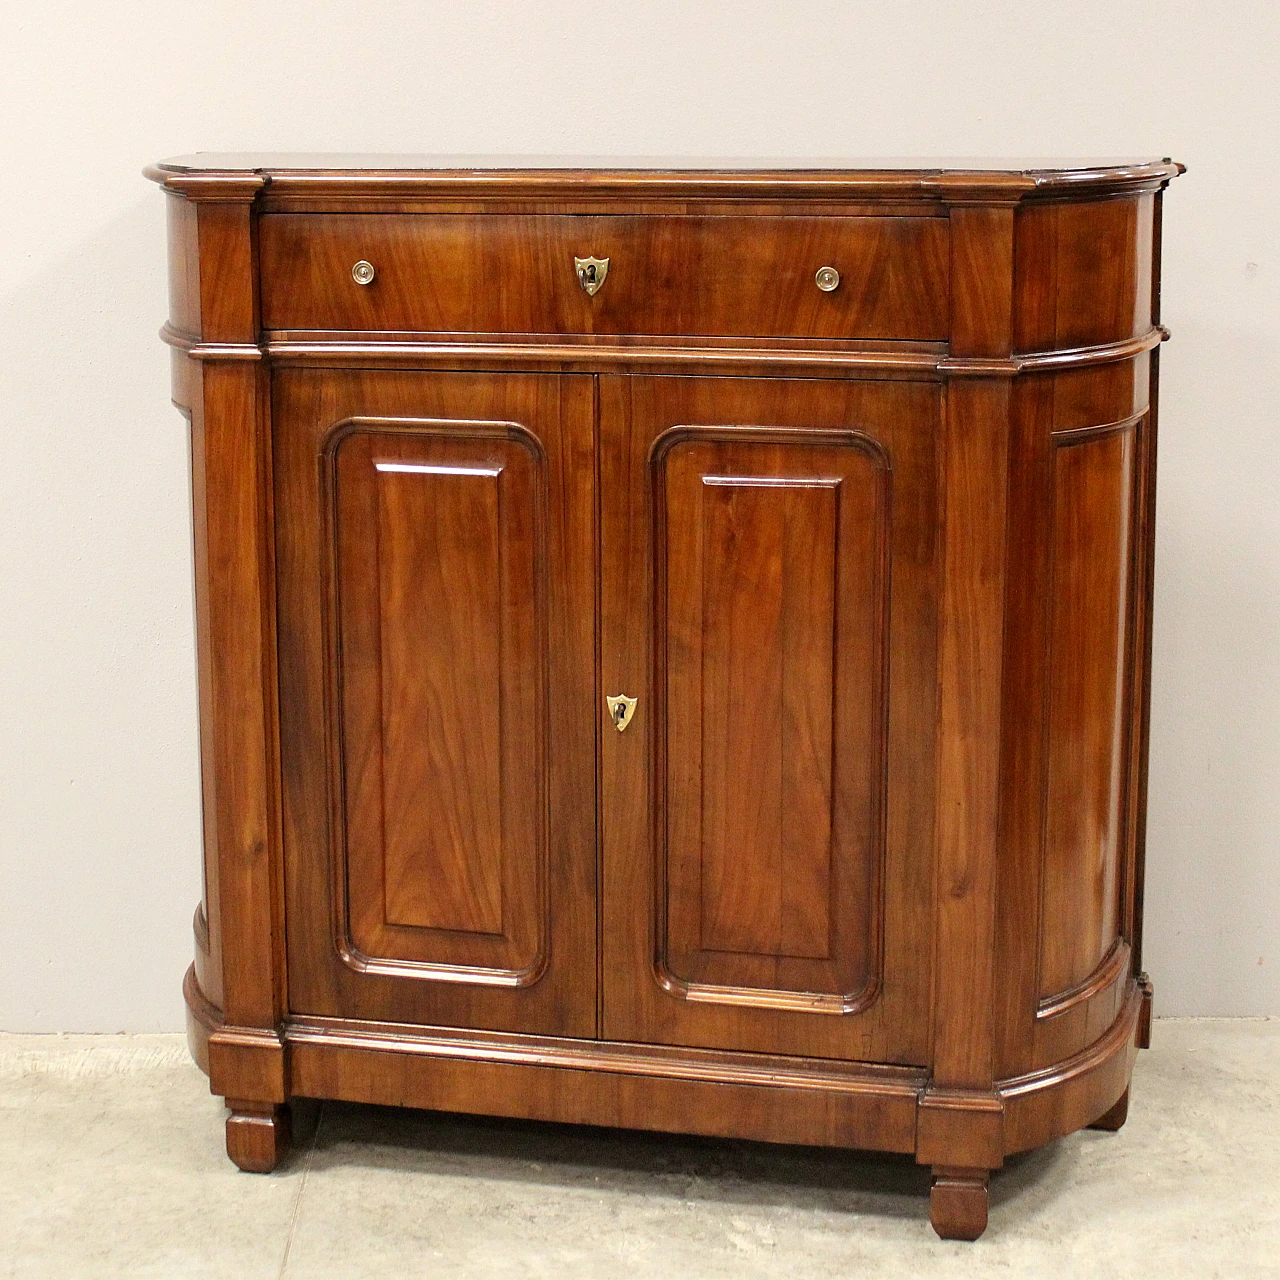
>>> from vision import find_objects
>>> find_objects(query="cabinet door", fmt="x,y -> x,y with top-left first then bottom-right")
275,370 -> 596,1036
600,376 -> 938,1063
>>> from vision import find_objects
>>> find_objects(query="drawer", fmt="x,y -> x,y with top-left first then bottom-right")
259,214 -> 949,341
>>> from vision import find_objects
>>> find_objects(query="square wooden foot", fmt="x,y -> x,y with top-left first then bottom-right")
930,1166 -> 989,1241
225,1099 -> 291,1173
1088,1086 -> 1130,1132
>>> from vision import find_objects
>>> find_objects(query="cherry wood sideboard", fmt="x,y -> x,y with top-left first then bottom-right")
147,155 -> 1181,1240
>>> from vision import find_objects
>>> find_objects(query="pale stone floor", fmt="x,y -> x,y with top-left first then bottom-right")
0,1020 -> 1276,1279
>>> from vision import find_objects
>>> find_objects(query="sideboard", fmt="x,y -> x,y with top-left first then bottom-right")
147,155 -> 1181,1240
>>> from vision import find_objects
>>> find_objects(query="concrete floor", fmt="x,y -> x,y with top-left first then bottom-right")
0,1021 -> 1276,1278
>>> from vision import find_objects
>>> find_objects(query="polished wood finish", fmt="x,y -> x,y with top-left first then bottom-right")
1088,1086 -> 1131,1132
659,428 -> 884,998
930,1167 -> 990,1242
601,376 -> 937,1062
260,213 -> 949,340
274,370 -> 597,1035
225,1100 -> 291,1174
151,156 -> 1180,1241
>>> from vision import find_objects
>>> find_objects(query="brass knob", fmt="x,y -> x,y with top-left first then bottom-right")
815,266 -> 840,292
351,260 -> 376,286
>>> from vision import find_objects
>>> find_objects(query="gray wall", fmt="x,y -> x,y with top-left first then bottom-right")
1,0 -> 1275,1029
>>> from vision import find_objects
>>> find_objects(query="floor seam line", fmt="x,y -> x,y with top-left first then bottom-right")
278,1101 -> 324,1279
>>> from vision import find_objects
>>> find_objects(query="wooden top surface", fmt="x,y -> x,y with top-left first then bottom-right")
146,155 -> 1183,202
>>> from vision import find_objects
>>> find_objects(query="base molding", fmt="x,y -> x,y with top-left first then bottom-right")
184,965 -> 1145,1166
999,980 -> 1143,1154
185,965 -> 288,1106
287,1026 -> 923,1154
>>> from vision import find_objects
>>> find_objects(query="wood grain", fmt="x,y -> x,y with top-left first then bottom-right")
274,370 -> 596,1035
1038,424 -> 1136,1002
329,424 -> 545,971
601,376 -> 938,1060
154,158 -> 1180,1238
657,430 -> 889,1007
373,456 -> 505,933
259,213 -> 949,341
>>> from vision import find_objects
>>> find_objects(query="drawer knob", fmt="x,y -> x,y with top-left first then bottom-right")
814,265 -> 841,292
575,255 -> 610,296
351,260 -> 376,286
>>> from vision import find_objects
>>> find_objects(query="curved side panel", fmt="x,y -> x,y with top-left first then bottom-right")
183,962 -> 219,1078
995,363 -> 1152,1080
1000,980 -> 1141,1156
1036,419 -> 1137,1013
1014,194 -> 1155,352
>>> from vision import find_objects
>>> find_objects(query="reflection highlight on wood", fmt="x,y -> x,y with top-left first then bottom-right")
657,426 -> 888,1012
1038,424 -> 1135,1002
698,475 -> 838,961
152,156 -> 1180,1240
332,421 -> 547,978
374,458 -> 505,935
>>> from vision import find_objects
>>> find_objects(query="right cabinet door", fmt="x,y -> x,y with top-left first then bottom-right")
600,375 -> 939,1064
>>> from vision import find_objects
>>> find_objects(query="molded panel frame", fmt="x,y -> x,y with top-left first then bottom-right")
319,415 -> 552,989
649,424 -> 892,1016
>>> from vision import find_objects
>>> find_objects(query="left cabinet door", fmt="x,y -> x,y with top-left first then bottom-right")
274,370 -> 597,1036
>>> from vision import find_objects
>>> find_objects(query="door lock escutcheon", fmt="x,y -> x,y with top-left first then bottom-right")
575,255 -> 610,296
606,694 -> 637,732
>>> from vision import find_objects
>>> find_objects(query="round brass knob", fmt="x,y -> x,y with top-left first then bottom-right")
815,266 -> 840,292
351,260 -> 376,286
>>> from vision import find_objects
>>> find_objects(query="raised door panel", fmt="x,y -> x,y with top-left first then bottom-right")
659,433 -> 887,1010
275,369 -> 596,1036
332,426 -> 544,978
601,375 -> 938,1063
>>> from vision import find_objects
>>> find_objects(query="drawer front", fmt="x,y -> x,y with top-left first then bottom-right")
259,214 -> 949,340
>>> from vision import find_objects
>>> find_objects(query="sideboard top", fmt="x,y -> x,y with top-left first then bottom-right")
146,154 -> 1183,203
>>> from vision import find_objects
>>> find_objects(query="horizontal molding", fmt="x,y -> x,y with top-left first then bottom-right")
183,965 -> 1145,1159
143,166 -> 265,201
145,160 -> 1183,206
184,968 -> 922,1097
285,1014 -> 925,1097
1051,407 -> 1148,445
264,337 -> 946,375
160,324 -> 262,361
1011,326 -> 1168,373
999,981 -> 1141,1156
1036,937 -> 1131,1020
157,326 -> 1166,379
1000,980 -> 1140,1100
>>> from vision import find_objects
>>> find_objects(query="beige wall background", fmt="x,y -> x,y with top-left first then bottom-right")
1,1 -> 1276,1030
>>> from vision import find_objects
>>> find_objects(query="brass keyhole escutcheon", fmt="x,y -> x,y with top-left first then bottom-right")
575,255 -> 610,296
606,694 -> 637,732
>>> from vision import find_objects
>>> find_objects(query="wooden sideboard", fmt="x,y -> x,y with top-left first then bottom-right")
147,155 -> 1181,1240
